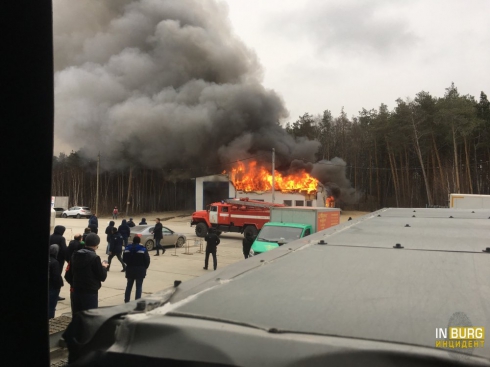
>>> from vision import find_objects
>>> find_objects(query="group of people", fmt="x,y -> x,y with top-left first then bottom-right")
48,212 -> 255,318
48,215 -> 153,319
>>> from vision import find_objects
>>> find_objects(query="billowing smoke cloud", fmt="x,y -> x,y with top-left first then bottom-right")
290,157 -> 360,204
53,0 -> 357,202
53,0 -> 319,171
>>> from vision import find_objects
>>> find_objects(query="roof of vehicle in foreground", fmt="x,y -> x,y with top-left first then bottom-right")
64,208 -> 490,366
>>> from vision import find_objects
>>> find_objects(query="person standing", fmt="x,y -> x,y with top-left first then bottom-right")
88,213 -> 98,234
139,218 -> 147,225
66,234 -> 83,263
64,233 -> 108,314
204,228 -> 220,270
107,227 -> 126,272
113,206 -> 118,220
118,219 -> 131,248
242,233 -> 255,259
123,236 -> 150,303
152,218 -> 164,256
127,218 -> 136,228
82,227 -> 91,242
49,225 -> 67,301
48,244 -> 64,318
105,221 -> 115,255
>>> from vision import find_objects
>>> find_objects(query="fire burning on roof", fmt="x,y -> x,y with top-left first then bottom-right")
226,161 -> 319,194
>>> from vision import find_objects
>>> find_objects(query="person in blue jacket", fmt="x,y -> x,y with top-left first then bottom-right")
123,236 -> 150,303
88,214 -> 98,234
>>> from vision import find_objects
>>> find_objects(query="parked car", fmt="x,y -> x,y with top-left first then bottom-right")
129,225 -> 186,251
53,207 -> 65,218
62,206 -> 92,219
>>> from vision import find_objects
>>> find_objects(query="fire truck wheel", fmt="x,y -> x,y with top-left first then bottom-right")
195,223 -> 208,237
145,240 -> 154,251
243,226 -> 258,238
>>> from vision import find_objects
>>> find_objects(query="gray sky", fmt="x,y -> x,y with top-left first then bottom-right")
225,0 -> 490,122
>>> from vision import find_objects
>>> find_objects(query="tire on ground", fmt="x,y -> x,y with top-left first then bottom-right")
145,240 -> 154,251
243,225 -> 258,238
176,237 -> 185,247
195,222 -> 208,237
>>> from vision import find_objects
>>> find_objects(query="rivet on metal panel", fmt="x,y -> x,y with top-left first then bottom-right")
405,224 -> 410,227
483,247 -> 490,253
393,243 -> 404,249
317,240 -> 328,245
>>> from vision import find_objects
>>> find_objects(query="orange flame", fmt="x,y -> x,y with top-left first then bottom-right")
227,161 -> 318,194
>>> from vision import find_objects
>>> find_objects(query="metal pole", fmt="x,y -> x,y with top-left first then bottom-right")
272,148 -> 275,203
96,152 -> 100,215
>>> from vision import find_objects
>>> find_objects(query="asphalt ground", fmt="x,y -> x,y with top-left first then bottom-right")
53,210 -> 368,317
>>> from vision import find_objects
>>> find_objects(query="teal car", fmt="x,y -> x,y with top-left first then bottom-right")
249,222 -> 312,256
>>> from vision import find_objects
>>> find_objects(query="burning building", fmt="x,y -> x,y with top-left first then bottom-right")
194,161 -> 332,211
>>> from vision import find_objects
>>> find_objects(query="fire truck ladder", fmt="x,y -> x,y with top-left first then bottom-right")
225,199 -> 283,209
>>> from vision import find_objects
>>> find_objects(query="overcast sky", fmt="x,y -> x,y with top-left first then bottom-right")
224,0 -> 490,123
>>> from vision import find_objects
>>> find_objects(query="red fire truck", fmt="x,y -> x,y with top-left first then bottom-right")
191,198 -> 285,238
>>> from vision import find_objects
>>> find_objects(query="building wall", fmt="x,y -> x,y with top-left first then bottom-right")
195,175 -> 326,211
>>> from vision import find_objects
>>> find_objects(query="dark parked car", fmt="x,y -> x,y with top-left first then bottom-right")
53,207 -> 65,218
129,225 -> 186,251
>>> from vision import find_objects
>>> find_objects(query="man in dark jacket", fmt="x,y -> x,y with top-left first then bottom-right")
108,227 -> 126,272
48,244 -> 64,318
118,219 -> 131,248
65,233 -> 108,314
204,228 -> 220,270
139,218 -> 147,225
88,214 -> 98,234
152,218 -> 164,256
105,221 -> 115,255
242,233 -> 255,259
66,234 -> 83,263
123,236 -> 150,303
49,225 -> 67,301
127,218 -> 136,227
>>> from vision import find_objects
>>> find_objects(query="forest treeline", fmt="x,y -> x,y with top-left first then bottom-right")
52,83 -> 490,214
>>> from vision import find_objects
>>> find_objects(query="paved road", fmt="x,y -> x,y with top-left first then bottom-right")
54,215 -> 245,317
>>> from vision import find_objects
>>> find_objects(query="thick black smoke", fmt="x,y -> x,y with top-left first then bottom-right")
53,0 -> 357,202
53,0 -> 319,171
290,157 -> 359,204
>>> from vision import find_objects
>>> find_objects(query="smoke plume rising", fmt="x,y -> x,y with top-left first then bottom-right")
53,0 -> 357,202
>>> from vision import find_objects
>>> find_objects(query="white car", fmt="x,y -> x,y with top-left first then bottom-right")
62,206 -> 92,219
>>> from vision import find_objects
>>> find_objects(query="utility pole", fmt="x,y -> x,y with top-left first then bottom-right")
272,148 -> 275,203
96,152 -> 100,215
125,165 -> 133,217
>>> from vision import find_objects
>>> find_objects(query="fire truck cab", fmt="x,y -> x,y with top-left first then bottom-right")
191,198 -> 284,238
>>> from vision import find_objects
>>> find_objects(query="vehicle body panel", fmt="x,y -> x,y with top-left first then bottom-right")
62,208 -> 490,365
251,222 -> 312,255
128,225 -> 186,250
62,206 -> 92,218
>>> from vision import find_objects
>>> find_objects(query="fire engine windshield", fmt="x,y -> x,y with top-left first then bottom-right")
257,226 -> 303,243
